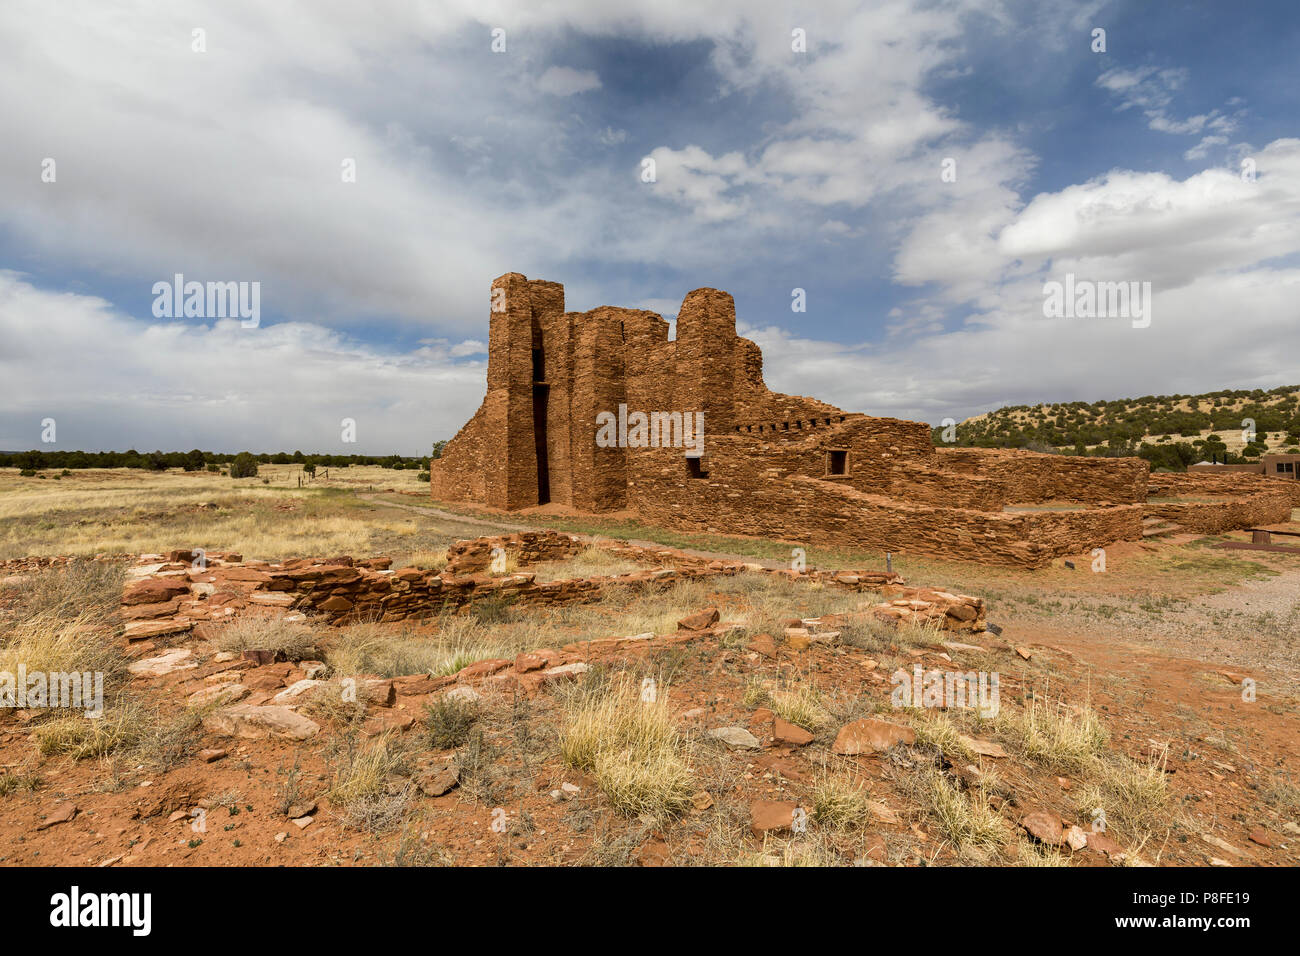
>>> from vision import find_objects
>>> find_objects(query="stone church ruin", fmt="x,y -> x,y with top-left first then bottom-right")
431,273 -> 1294,568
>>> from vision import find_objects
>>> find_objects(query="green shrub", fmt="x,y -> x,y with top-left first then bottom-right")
424,696 -> 478,749
229,452 -> 259,478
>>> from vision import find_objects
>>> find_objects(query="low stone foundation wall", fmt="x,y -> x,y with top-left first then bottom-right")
1150,471 -> 1300,508
0,553 -> 132,573
444,530 -> 583,573
1144,491 -> 1292,535
118,538 -> 908,637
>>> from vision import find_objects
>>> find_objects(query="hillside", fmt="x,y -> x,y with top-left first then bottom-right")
941,385 -> 1300,469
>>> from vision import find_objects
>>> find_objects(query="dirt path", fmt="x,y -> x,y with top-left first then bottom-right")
358,494 -> 528,532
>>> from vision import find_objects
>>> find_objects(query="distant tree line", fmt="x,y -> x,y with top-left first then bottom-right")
1,444 -> 447,473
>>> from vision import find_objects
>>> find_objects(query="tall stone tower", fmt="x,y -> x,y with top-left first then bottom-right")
673,287 -> 737,433
483,273 -> 564,510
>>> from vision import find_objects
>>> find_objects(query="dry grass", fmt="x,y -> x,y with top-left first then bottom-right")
739,836 -> 841,867
910,766 -> 1006,855
216,615 -> 317,662
811,771 -> 878,829
0,767 -> 44,797
0,466 -> 424,560
910,712 -> 975,759
770,681 -> 831,731
741,677 -> 770,708
1016,840 -> 1072,866
35,699 -> 214,768
1076,750 -> 1171,843
997,694 -> 1108,772
0,562 -> 128,721
560,676 -> 695,820
323,613 -> 566,682
3,561 -> 125,621
35,701 -> 149,758
0,610 -> 128,702
326,733 -> 412,832
324,621 -> 505,678
392,550 -> 448,572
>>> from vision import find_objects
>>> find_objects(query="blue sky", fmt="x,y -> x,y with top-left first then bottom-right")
2,0 -> 1298,454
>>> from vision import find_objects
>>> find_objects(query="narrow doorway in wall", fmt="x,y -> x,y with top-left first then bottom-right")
531,321 -> 551,504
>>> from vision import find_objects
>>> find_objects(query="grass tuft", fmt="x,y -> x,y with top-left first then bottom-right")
560,676 -> 694,820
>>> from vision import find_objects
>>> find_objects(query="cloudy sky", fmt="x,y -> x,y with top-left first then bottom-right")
2,0 -> 1298,455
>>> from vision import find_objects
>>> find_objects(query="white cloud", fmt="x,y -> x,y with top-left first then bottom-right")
1096,65 -> 1240,149
0,272 -> 483,454
785,138 -> 1300,422
536,66 -> 601,96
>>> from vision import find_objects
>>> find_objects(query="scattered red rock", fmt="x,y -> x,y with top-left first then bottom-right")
1021,811 -> 1064,846
677,606 -> 720,631
36,802 -> 77,830
1248,828 -> 1273,848
773,717 -> 814,746
873,586 -> 987,633
750,800 -> 801,837
832,719 -> 916,755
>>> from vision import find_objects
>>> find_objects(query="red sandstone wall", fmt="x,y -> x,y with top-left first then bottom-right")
886,464 -> 1009,511
570,307 -> 629,511
430,405 -> 487,502
935,448 -> 1148,505
675,288 -> 737,433
627,439 -> 1142,568
1144,492 -> 1292,534
1150,471 -> 1300,508
731,336 -> 846,427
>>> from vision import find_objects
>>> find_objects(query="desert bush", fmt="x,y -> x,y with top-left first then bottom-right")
424,695 -> 479,749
